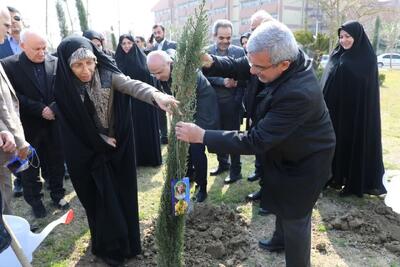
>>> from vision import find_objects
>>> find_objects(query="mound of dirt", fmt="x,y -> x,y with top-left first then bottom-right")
133,203 -> 251,266
320,197 -> 400,256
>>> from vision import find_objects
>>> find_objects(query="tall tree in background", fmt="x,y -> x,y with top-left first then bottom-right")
75,0 -> 88,31
63,0 -> 75,32
56,0 -> 69,39
110,26 -> 117,50
372,16 -> 381,53
155,1 -> 208,266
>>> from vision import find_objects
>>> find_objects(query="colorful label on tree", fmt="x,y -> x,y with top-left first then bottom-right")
171,177 -> 190,216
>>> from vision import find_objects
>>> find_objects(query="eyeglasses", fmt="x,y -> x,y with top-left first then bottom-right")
248,61 -> 276,73
13,15 -> 21,22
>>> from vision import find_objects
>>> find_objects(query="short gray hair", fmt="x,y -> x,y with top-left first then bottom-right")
250,10 -> 273,25
68,47 -> 97,67
147,50 -> 173,65
212,19 -> 233,36
20,29 -> 47,44
247,21 -> 298,65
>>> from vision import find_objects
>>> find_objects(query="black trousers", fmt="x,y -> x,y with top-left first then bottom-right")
217,98 -> 241,175
187,144 -> 207,190
271,212 -> 312,267
158,110 -> 168,140
21,124 -> 65,207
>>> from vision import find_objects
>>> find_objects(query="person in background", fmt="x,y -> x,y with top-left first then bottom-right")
1,30 -> 69,218
206,19 -> 245,184
240,32 -> 251,54
321,21 -> 386,197
177,20 -> 335,267
135,36 -> 146,51
147,50 -> 219,202
115,34 -> 162,167
54,36 -> 177,266
83,29 -> 115,58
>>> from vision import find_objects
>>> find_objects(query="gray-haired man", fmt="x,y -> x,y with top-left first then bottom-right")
176,20 -> 336,267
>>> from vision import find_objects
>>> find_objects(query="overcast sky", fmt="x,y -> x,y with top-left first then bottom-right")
5,0 -> 158,47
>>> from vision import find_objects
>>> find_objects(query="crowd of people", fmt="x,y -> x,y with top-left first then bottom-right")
0,4 -> 386,267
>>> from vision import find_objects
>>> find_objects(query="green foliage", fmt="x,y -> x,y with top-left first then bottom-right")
372,16 -> 381,53
379,73 -> 386,86
155,1 -> 208,266
294,30 -> 314,47
311,33 -> 330,53
75,0 -> 88,32
55,0 -> 69,39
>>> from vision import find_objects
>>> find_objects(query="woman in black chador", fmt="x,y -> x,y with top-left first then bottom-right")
54,36 -> 177,266
321,20 -> 386,197
115,34 -> 162,166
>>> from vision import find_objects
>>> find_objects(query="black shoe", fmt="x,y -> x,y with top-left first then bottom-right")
258,239 -> 284,252
258,207 -> 272,216
13,184 -> 23,197
248,172 -> 261,182
64,174 -> 70,180
53,198 -> 70,210
224,173 -> 242,184
195,190 -> 207,203
246,190 -> 261,201
98,255 -> 124,267
161,137 -> 168,144
0,223 -> 11,253
32,202 -> 47,218
210,165 -> 230,176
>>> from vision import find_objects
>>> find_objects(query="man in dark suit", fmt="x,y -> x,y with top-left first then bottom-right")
176,21 -> 336,267
0,6 -> 22,59
147,50 -> 219,202
1,30 -> 68,218
149,24 -> 177,144
206,19 -> 245,184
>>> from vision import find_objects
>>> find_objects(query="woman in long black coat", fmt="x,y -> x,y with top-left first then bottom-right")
321,21 -> 386,197
115,34 -> 162,166
54,36 -> 176,266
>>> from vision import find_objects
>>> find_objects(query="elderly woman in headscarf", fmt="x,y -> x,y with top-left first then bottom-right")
115,34 -> 162,167
321,21 -> 386,197
54,36 -> 178,266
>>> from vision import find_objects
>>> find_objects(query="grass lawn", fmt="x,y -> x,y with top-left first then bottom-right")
23,69 -> 400,266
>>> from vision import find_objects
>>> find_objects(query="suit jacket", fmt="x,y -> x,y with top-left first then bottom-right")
1,53 -> 58,141
0,64 -> 27,148
203,51 -> 336,219
151,39 -> 177,52
206,44 -> 245,103
0,39 -> 14,59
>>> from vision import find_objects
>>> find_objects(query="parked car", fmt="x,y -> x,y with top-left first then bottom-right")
377,53 -> 400,68
320,54 -> 329,68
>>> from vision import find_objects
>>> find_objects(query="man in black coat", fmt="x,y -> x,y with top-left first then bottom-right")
1,30 -> 68,218
148,24 -> 177,144
176,21 -> 336,267
147,50 -> 219,202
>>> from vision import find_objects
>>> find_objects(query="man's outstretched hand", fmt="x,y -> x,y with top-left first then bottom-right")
175,122 -> 205,144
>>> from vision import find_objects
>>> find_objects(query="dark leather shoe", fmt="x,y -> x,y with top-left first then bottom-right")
195,190 -> 207,203
247,172 -> 261,182
258,207 -> 272,216
246,190 -> 261,201
210,165 -> 230,176
224,173 -> 242,184
0,223 -> 11,253
13,184 -> 23,197
32,202 -> 47,218
258,239 -> 284,252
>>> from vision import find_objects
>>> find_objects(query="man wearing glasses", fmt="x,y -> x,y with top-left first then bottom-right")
176,20 -> 336,267
0,6 -> 23,59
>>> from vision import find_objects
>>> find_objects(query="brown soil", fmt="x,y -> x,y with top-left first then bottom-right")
74,189 -> 400,267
